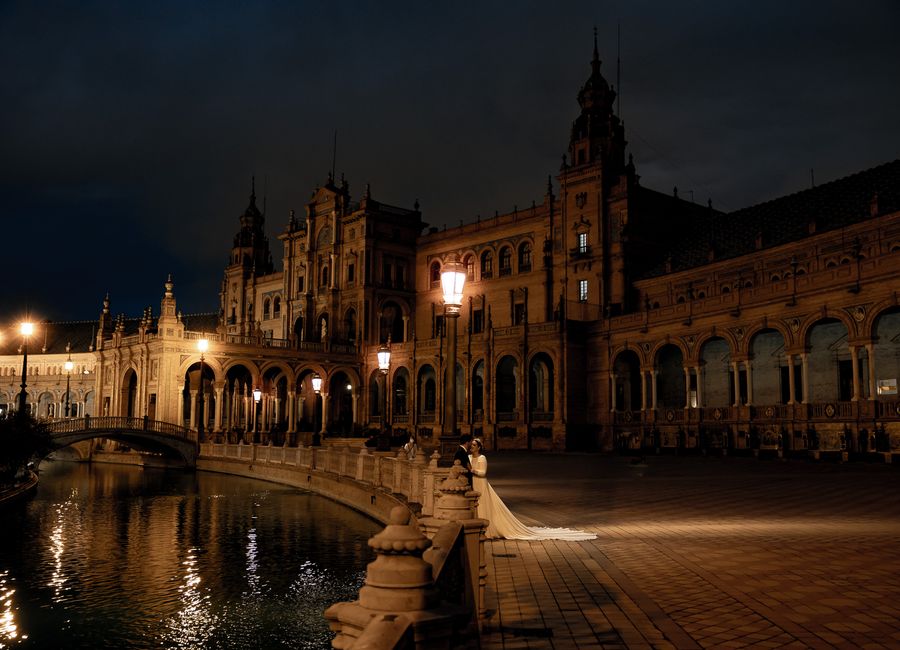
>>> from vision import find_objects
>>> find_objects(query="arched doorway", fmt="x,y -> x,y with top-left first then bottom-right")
343,308 -> 357,344
471,360 -> 485,420
807,319 -> 850,402
699,337 -> 731,407
379,301 -> 405,343
417,365 -> 437,421
223,364 -> 254,440
121,369 -> 138,417
392,367 -> 410,419
328,371 -> 354,435
655,345 -> 685,409
496,356 -> 519,417
749,329 -> 787,405
872,308 -> 900,399
611,350 -> 640,412
182,362 -> 213,432
529,353 -> 555,417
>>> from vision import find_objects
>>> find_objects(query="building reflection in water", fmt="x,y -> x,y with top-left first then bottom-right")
0,569 -> 22,645
0,462 -> 380,648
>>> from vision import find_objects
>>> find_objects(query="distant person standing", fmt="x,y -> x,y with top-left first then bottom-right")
403,434 -> 418,460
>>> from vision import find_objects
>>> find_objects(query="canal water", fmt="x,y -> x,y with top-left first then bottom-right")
0,461 -> 380,649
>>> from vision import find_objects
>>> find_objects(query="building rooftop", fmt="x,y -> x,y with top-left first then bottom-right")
637,159 -> 900,278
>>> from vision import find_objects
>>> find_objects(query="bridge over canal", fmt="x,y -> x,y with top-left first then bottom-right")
45,416 -> 198,467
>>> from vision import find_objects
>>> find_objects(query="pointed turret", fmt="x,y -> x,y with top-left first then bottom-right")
229,177 -> 274,278
568,29 -> 627,174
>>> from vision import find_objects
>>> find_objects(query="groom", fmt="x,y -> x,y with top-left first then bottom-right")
453,433 -> 473,485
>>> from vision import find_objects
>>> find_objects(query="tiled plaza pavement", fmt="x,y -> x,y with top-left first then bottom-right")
478,452 -> 900,649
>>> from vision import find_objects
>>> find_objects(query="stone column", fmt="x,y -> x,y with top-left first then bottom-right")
866,343 -> 876,400
787,354 -> 796,405
683,367 -> 691,408
321,393 -> 329,434
214,387 -> 224,431
850,345 -> 860,401
287,392 -> 296,433
640,370 -> 647,410
650,370 -> 658,409
189,390 -> 198,429
801,353 -> 809,404
299,396 -> 306,429
402,315 -> 409,343
609,372 -> 617,412
746,360 -> 753,406
732,362 -> 740,406
696,366 -> 704,407
177,386 -> 185,426
352,393 -> 359,427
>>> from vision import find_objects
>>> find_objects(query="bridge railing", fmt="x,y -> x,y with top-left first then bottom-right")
46,416 -> 197,442
200,442 -> 448,517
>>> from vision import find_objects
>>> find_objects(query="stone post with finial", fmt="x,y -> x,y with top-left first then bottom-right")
325,505 -> 468,649
418,462 -> 488,626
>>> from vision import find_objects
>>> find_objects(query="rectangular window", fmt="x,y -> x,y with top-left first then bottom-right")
347,263 -> 355,284
514,303 -> 526,325
297,275 -> 305,294
577,232 -> 589,254
472,309 -> 484,334
578,279 -> 588,302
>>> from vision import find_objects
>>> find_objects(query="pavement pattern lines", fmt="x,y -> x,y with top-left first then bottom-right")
478,453 -> 900,649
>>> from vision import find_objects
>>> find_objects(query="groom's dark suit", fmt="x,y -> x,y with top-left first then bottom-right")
453,444 -> 472,485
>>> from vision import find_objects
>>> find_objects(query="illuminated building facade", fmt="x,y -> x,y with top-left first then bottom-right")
2,40 -> 899,456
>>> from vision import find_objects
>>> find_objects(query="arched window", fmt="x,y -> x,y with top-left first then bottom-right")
273,296 -> 281,317
499,247 -> 513,276
518,242 -> 532,272
481,251 -> 494,279
463,254 -> 475,280
430,261 -> 441,287
321,265 -> 330,286
263,298 -> 271,320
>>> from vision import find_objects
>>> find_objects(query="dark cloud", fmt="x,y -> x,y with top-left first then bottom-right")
2,1 -> 898,321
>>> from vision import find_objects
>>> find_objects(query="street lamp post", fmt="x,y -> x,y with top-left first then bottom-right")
440,255 -> 467,459
377,342 -> 392,451
197,338 -> 209,443
18,322 -> 34,418
311,373 -> 323,446
64,349 -> 74,418
252,386 -> 262,443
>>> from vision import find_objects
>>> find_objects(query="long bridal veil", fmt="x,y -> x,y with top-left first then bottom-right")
471,454 -> 596,541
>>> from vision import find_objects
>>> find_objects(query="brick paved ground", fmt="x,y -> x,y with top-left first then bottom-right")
479,452 -> 900,649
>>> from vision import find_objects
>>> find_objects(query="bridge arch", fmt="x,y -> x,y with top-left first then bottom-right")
46,417 -> 198,467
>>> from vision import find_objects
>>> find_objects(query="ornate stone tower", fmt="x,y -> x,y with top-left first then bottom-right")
220,178 -> 274,336
558,30 -> 633,317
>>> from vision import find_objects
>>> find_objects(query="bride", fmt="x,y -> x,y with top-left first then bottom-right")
468,438 -> 596,541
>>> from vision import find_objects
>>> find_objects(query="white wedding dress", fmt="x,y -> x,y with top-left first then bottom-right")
469,454 -> 596,541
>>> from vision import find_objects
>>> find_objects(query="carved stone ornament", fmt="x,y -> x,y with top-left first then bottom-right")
789,318 -> 801,333
713,408 -> 723,420
824,403 -> 836,418
575,192 -> 588,209
845,305 -> 867,322
666,409 -> 675,422
641,342 -> 652,353
730,327 -> 745,341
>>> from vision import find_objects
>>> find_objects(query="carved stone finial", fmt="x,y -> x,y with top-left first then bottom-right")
359,506 -> 435,612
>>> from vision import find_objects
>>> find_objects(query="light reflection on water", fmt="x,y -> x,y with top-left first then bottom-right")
0,462 -> 378,649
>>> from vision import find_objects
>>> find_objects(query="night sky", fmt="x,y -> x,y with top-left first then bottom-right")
3,1 -> 899,323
